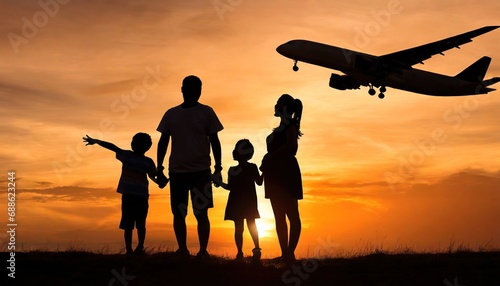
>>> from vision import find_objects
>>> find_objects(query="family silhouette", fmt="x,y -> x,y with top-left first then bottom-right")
83,75 -> 303,263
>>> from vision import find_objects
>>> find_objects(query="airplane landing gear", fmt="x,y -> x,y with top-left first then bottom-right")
378,86 -> 386,99
293,60 -> 299,72
368,84 -> 386,99
368,86 -> 376,96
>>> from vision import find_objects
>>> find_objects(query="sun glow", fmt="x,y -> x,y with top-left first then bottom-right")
256,202 -> 276,239
256,218 -> 275,238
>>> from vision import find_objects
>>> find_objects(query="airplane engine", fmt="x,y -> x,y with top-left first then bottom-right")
329,73 -> 360,90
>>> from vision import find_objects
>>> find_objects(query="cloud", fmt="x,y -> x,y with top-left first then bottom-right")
0,79 -> 77,105
35,181 -> 53,187
301,168 -> 500,251
408,168 -> 500,197
19,186 -> 117,202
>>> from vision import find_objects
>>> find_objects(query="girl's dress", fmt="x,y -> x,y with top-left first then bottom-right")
224,162 -> 261,221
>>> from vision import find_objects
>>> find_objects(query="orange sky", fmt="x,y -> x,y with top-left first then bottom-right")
1,0 -> 499,258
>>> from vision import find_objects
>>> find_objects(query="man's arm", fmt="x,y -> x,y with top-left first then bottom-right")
157,132 -> 170,170
147,162 -> 166,186
209,132 -> 222,169
83,135 -> 122,153
156,132 -> 170,188
209,132 -> 222,187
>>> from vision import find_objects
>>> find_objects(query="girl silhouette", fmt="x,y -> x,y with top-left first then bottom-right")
216,139 -> 263,261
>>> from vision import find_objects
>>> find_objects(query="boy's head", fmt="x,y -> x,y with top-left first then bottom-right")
233,139 -> 254,161
181,75 -> 202,105
131,133 -> 152,154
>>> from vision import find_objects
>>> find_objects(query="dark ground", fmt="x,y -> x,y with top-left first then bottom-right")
2,250 -> 500,286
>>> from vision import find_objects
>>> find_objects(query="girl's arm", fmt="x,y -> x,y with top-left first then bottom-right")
219,181 -> 230,190
83,135 -> 122,153
210,173 -> 229,190
254,164 -> 264,186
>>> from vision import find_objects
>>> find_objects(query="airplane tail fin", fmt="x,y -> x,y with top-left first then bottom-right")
455,56 -> 491,82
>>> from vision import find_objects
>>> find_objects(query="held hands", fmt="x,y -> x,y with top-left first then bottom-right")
157,170 -> 169,189
82,135 -> 98,146
211,165 -> 223,188
259,154 -> 269,173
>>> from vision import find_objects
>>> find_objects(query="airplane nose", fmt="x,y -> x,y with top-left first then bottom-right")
276,43 -> 287,55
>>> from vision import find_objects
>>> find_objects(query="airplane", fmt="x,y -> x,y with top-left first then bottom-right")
276,26 -> 500,99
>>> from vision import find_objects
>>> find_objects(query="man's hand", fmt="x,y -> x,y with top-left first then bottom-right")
157,171 -> 169,189
212,165 -> 223,188
209,173 -> 222,186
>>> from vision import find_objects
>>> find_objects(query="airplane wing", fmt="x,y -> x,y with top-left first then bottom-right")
379,26 -> 499,69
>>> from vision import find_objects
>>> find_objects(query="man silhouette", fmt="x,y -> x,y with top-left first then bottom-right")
156,75 -> 223,258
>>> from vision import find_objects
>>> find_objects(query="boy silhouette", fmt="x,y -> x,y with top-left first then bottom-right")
83,133 -> 159,257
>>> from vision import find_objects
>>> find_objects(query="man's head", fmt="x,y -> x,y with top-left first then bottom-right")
181,75 -> 202,106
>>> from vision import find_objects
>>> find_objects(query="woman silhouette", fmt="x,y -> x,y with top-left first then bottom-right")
260,94 -> 303,263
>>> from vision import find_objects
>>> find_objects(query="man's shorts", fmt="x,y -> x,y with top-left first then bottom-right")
169,170 -> 213,216
119,194 -> 149,230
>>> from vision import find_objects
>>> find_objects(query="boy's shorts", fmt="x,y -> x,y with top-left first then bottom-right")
119,194 -> 149,230
169,170 -> 213,217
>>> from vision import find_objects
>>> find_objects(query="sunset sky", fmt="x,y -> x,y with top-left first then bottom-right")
1,0 -> 499,258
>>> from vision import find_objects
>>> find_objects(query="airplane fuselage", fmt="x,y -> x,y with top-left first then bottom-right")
277,40 -> 488,96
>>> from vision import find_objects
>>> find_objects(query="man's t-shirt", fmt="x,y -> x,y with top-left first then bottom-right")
116,150 -> 155,197
157,103 -> 223,173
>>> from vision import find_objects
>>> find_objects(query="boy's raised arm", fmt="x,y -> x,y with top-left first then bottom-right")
83,135 -> 122,153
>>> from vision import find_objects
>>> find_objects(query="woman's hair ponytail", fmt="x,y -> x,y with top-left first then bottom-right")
277,94 -> 303,138
293,99 -> 303,138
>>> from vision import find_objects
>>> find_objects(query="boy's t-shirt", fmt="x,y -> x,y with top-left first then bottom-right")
116,150 -> 155,198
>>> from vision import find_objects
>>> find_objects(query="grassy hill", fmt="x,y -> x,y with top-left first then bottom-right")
4,250 -> 500,285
